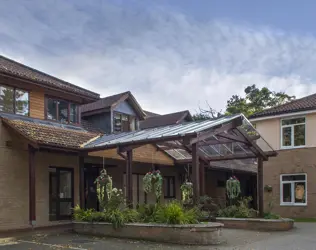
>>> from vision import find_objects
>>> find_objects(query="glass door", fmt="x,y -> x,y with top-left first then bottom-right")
49,167 -> 74,221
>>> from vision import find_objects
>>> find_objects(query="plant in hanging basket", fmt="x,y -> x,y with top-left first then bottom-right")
180,181 -> 193,205
94,169 -> 113,210
143,170 -> 163,201
226,176 -> 241,200
264,184 -> 273,192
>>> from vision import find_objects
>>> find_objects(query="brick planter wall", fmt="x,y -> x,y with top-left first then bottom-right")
216,218 -> 294,231
73,222 -> 224,245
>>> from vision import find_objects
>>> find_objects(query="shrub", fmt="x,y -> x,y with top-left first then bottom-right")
154,201 -> 200,224
123,209 -> 140,223
137,204 -> 158,223
264,212 -> 281,219
104,209 -> 126,229
217,197 -> 257,218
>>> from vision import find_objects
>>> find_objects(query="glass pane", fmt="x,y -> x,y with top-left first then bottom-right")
294,124 -> 305,146
295,182 -> 306,203
121,114 -> 129,121
15,89 -> 29,116
170,177 -> 175,197
114,114 -> 122,132
282,127 -> 292,146
282,174 -> 306,181
163,177 -> 168,196
47,98 -> 57,120
59,202 -> 72,216
58,100 -> 69,123
69,103 -> 78,123
0,85 -> 14,113
59,171 -> 72,199
282,118 -> 305,125
282,183 -> 292,203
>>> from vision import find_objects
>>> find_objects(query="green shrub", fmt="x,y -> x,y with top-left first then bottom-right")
104,209 -> 126,229
264,212 -> 281,219
154,201 -> 200,224
73,205 -> 95,221
217,197 -> 257,218
123,209 -> 140,223
137,204 -> 158,223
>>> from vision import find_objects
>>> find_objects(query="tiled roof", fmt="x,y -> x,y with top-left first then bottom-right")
1,113 -> 99,149
144,110 -> 160,117
140,110 -> 192,129
81,92 -> 129,113
249,93 -> 316,119
0,55 -> 100,100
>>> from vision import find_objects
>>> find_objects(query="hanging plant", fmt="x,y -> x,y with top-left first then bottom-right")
180,181 -> 193,205
143,170 -> 163,201
94,169 -> 113,210
226,176 -> 241,200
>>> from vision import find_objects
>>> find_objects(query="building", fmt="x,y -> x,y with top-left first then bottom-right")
249,94 -> 316,218
0,54 -> 275,231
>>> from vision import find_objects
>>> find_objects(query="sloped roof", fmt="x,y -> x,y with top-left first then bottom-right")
81,119 -> 105,134
144,110 -> 160,117
249,93 -> 316,119
1,113 -> 99,149
140,110 -> 192,129
0,55 -> 99,101
81,91 -> 146,119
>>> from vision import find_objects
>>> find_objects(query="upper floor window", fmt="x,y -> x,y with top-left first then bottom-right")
280,174 -> 307,206
46,97 -> 79,124
281,117 -> 305,148
0,84 -> 29,116
113,112 -> 137,132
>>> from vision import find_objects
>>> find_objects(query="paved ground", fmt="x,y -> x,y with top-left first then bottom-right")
0,223 -> 315,250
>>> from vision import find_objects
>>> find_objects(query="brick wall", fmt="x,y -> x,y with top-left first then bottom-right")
264,148 -> 316,218
0,121 -> 79,231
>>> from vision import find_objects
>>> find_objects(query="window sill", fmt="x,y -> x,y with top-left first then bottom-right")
280,145 -> 306,150
280,203 -> 307,207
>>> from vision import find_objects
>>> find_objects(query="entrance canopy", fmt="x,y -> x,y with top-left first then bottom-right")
82,114 -> 276,163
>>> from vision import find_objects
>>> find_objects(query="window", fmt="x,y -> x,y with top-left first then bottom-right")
113,112 -> 134,132
46,97 -> 78,124
281,117 -> 305,148
164,176 -> 175,198
280,174 -> 307,206
0,84 -> 29,116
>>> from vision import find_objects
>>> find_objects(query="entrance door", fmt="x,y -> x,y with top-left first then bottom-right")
84,167 -> 100,210
49,167 -> 74,221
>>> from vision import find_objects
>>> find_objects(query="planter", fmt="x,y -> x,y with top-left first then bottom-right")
216,217 -> 294,231
73,222 -> 224,245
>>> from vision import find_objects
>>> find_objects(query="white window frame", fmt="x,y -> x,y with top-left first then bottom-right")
280,173 -> 307,206
280,117 -> 306,149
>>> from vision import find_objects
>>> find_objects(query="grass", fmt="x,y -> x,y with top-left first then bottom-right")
294,218 -> 316,223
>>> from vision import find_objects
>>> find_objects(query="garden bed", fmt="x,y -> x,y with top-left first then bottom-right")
215,217 -> 294,231
73,221 -> 224,245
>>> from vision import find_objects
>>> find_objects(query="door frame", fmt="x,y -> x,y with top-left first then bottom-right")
49,167 -> 74,221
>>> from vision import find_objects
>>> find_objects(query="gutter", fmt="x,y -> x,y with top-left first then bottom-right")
249,109 -> 316,122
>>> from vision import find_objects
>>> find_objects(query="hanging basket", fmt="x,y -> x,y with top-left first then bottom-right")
226,176 -> 241,200
143,170 -> 163,201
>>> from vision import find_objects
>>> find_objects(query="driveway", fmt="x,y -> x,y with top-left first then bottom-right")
0,223 -> 315,250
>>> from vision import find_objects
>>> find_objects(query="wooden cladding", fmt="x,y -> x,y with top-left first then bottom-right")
88,144 -> 174,166
29,90 -> 45,119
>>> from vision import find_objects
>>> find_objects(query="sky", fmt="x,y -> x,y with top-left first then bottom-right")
1,0 -> 316,114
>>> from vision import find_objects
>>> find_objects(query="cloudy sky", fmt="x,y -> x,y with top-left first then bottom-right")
1,0 -> 316,114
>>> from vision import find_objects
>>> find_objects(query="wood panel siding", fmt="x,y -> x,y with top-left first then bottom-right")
30,90 -> 45,119
88,144 -> 174,166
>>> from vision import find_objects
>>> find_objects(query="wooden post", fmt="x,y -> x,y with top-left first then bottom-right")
28,145 -> 36,226
192,143 -> 200,204
126,150 -> 133,208
199,161 -> 205,196
257,157 -> 264,217
79,155 -> 85,209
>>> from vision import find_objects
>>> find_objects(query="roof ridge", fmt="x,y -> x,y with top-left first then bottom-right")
0,55 -> 99,98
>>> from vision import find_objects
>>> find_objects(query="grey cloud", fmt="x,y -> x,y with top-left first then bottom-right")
1,0 -> 316,113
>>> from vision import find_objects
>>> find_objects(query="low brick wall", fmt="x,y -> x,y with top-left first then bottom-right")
73,222 -> 224,245
216,217 -> 294,231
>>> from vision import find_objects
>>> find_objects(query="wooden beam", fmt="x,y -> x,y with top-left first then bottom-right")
118,144 -> 143,153
258,157 -> 264,217
79,155 -> 85,209
190,117 -> 243,145
216,133 -> 249,144
192,143 -> 200,204
236,128 -> 268,161
28,145 -> 36,226
199,161 -> 205,196
126,150 -> 133,208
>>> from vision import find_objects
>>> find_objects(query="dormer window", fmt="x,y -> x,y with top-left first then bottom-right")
113,112 -> 137,132
46,97 -> 79,124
